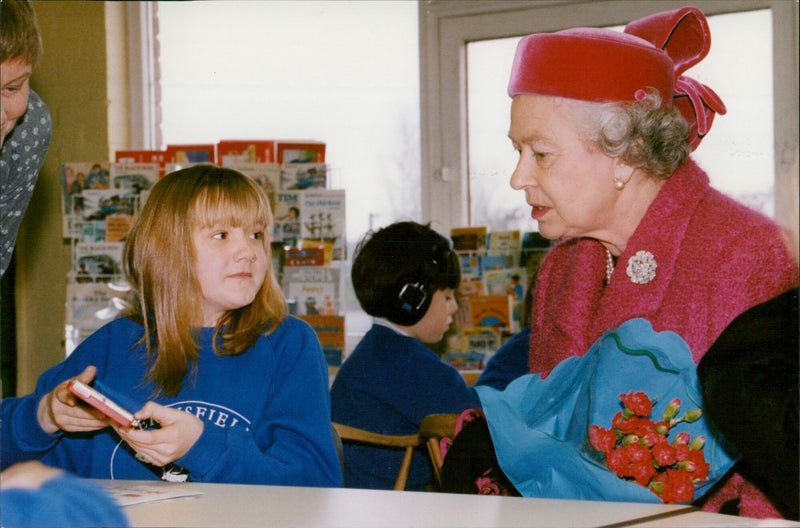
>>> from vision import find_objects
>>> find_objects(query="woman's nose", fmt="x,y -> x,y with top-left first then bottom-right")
510,155 -> 535,191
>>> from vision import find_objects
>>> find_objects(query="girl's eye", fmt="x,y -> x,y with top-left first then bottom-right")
212,232 -> 227,240
250,231 -> 264,240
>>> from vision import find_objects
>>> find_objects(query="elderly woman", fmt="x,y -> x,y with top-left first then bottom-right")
441,6 -> 798,519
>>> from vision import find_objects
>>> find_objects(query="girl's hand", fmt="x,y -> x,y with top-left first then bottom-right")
36,366 -> 111,434
113,402 -> 204,467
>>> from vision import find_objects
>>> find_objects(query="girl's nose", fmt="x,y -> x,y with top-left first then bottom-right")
234,233 -> 257,261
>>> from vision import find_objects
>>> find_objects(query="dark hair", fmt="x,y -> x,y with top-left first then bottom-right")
351,221 -> 460,319
1,0 -> 42,68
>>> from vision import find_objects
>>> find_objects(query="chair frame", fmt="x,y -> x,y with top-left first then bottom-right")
418,413 -> 460,489
331,422 -> 422,491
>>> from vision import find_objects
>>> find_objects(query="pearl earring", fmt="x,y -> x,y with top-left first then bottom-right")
614,179 -> 625,190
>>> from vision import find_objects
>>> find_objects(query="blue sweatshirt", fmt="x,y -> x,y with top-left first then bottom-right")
330,322 -> 481,490
1,316 -> 342,487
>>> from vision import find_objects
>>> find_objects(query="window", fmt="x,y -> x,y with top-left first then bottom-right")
154,1 -> 421,241
149,1 -> 421,343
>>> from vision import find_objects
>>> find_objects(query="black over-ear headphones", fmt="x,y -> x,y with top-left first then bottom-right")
384,240 -> 451,326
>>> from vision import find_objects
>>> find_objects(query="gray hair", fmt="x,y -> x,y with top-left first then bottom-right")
567,90 -> 691,180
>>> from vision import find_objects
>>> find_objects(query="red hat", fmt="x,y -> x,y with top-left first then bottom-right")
508,7 -> 726,150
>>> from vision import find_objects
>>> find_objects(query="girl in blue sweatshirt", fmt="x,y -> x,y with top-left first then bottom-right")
2,166 -> 341,487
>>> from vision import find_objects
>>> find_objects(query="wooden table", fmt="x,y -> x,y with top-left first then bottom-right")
100,480 -> 800,528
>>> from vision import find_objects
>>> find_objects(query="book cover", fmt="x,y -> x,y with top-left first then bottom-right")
479,253 -> 517,272
520,231 -> 551,278
217,140 -> 275,165
61,162 -> 111,216
114,149 -> 169,165
298,314 -> 345,367
453,276 -> 485,327
165,144 -> 216,165
300,189 -> 346,261
110,162 -> 159,212
282,266 -> 341,316
271,241 -> 286,284
469,294 -> 513,328
65,282 -> 134,356
451,226 -> 487,255
279,163 -> 327,190
230,162 -> 281,193
74,220 -> 106,243
105,215 -> 135,243
72,242 -> 125,283
271,191 -> 302,247
285,246 -> 325,267
462,325 -> 501,361
459,254 -> 481,278
80,189 -> 137,222
276,141 -> 326,164
487,230 -> 521,253
483,267 -> 527,301
445,351 -> 486,371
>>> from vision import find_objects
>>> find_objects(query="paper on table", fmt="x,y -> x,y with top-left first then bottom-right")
106,483 -> 203,507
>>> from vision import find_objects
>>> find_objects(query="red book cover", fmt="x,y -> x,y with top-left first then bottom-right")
217,140 -> 275,165
114,150 -> 168,166
276,141 -> 326,164
285,247 -> 325,267
165,144 -> 216,165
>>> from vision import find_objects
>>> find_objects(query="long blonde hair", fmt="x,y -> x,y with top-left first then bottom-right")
123,165 -> 287,396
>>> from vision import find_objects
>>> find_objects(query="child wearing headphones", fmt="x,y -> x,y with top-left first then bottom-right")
330,221 -> 481,490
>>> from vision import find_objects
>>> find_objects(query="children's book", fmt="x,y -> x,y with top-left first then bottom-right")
217,140 -> 275,165
486,230 -> 521,253
299,314 -> 345,367
71,242 -> 126,283
459,254 -> 481,278
483,267 -> 527,301
165,144 -> 216,165
285,246 -> 326,267
451,226 -> 487,255
279,163 -> 327,190
300,189 -> 346,261
454,276 -> 485,327
61,162 -> 111,236
80,189 -> 137,222
105,215 -> 135,243
271,241 -> 286,284
281,266 -> 341,316
110,162 -> 159,212
72,220 -> 106,243
445,351 -> 486,371
114,149 -> 168,166
479,253 -> 517,273
462,326 -> 501,360
230,162 -> 281,193
276,141 -> 326,164
469,294 -> 513,329
65,282 -> 134,356
271,191 -> 302,247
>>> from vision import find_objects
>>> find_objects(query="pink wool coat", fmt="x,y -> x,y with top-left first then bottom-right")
528,158 -> 799,517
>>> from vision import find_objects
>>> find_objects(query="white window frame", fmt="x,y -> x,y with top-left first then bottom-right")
418,0 -> 799,234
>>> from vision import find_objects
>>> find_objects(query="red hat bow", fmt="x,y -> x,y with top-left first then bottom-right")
625,6 -> 726,150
